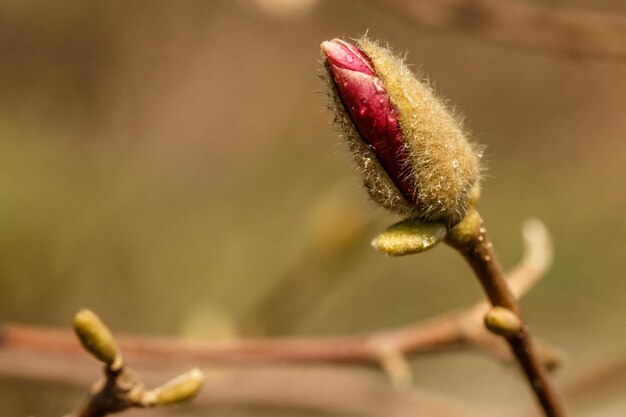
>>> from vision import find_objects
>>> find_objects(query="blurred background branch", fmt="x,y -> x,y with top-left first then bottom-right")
367,0 -> 626,59
0,220 -> 563,417
0,349 -> 486,417
1,345 -> 624,417
0,220 -> 555,370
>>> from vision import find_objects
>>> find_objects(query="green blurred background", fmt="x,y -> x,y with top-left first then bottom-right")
1,0 -> 625,416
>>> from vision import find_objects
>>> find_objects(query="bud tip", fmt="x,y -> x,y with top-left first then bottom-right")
73,309 -> 120,365
151,368 -> 205,405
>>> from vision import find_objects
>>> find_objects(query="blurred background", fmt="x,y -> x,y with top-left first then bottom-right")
1,0 -> 625,416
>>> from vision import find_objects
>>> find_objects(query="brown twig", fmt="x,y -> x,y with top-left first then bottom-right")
0,219 -> 553,372
69,310 -> 204,417
445,211 -> 566,417
367,0 -> 626,60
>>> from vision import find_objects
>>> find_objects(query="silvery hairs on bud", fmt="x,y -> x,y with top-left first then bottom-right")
321,37 -> 482,225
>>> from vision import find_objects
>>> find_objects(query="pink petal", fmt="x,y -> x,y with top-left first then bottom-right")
322,41 -> 417,204
321,39 -> 375,76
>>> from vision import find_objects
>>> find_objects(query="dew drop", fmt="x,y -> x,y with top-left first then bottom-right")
359,107 -> 367,116
373,79 -> 385,93
451,159 -> 459,168
345,53 -> 354,63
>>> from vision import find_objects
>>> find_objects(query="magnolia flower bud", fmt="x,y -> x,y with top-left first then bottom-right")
321,38 -> 481,224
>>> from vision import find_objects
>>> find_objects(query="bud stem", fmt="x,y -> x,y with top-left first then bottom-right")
445,210 -> 566,417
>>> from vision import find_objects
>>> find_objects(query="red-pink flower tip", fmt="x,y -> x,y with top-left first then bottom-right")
321,38 -> 417,205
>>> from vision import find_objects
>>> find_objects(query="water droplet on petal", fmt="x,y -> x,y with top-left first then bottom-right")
345,54 -> 354,63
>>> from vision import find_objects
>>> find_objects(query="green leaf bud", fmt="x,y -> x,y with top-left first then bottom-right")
484,306 -> 523,338
73,309 -> 120,365
371,218 -> 447,256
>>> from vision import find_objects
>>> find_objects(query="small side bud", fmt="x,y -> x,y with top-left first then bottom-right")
372,219 -> 447,256
484,306 -> 523,338
148,368 -> 205,406
73,309 -> 120,365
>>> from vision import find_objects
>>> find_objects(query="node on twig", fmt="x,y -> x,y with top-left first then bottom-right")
71,309 -> 204,417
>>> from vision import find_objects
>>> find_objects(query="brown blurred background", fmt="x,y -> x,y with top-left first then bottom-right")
1,0 -> 625,416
